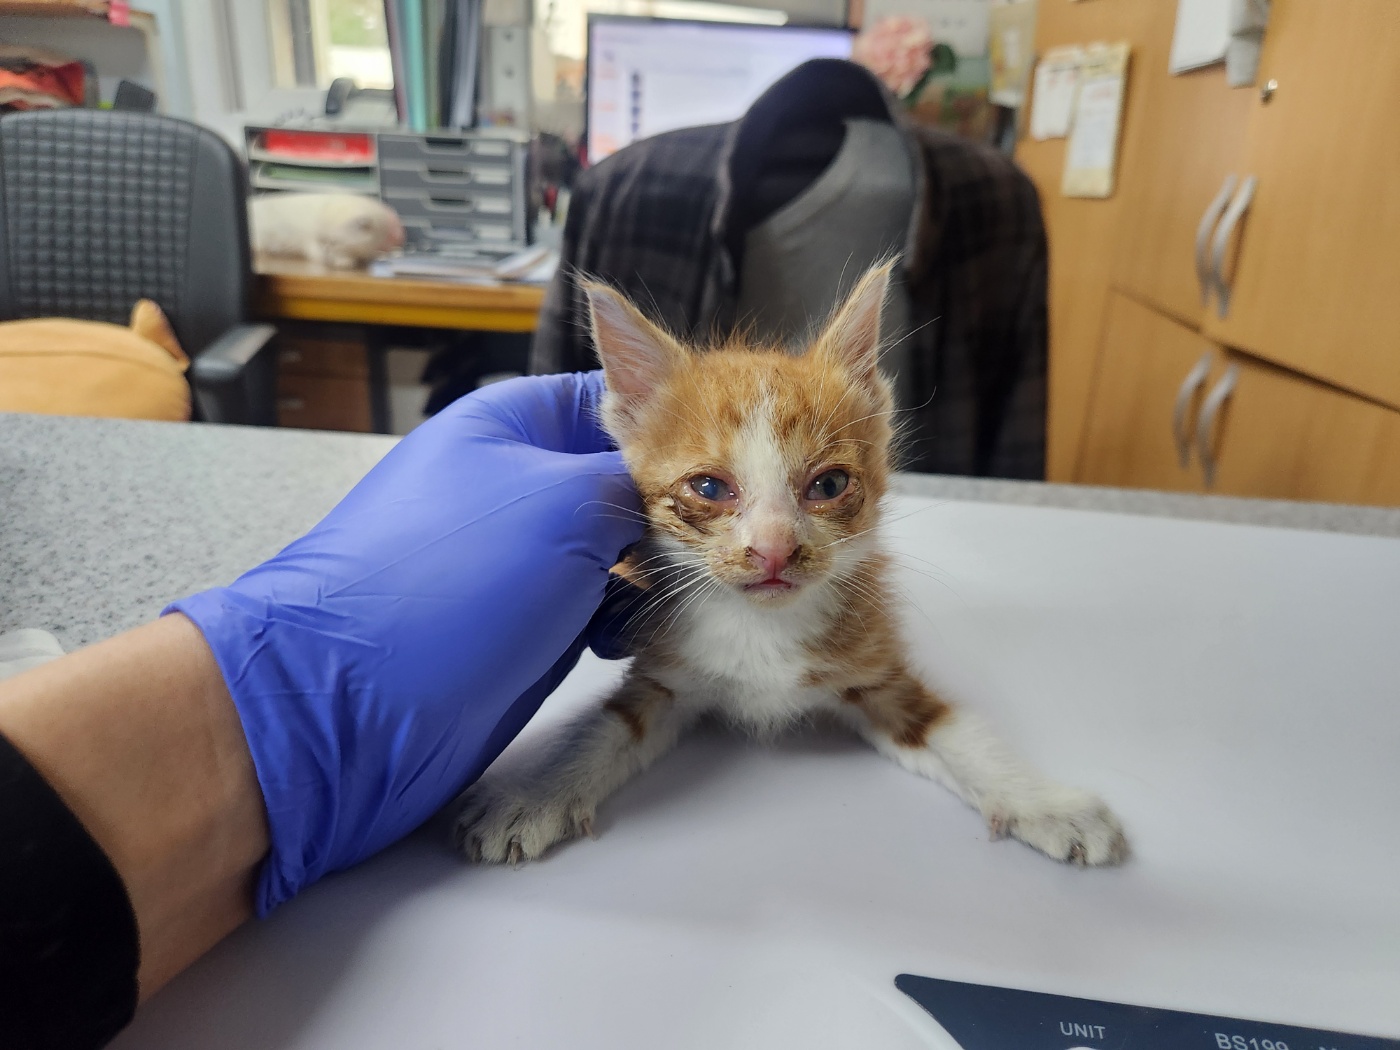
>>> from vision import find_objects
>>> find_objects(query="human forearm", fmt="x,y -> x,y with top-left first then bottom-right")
0,372 -> 641,1038
0,614 -> 268,1000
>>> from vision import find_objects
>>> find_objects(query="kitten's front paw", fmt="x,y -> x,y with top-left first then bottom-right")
453,782 -> 597,865
987,787 -> 1129,867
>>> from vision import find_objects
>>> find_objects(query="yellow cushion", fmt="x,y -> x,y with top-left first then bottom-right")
0,301 -> 191,421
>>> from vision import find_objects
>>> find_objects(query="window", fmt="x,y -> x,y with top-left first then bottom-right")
240,0 -> 820,141
267,0 -> 393,91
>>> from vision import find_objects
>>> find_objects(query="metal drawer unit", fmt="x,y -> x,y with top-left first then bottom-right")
377,131 -> 529,248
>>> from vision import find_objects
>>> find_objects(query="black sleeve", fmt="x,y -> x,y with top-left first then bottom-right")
0,731 -> 140,1050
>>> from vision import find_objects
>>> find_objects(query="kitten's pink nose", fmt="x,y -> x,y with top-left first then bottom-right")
747,543 -> 797,579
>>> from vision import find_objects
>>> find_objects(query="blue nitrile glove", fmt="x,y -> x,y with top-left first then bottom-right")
167,371 -> 642,915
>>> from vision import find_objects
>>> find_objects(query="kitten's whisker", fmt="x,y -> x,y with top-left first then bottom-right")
619,550 -> 686,574
653,577 -> 720,640
883,314 -> 940,353
630,574 -> 714,646
822,523 -> 885,549
635,560 -> 712,600
886,549 -> 958,579
812,380 -> 861,444
638,571 -> 720,647
829,390 -> 937,437
863,500 -> 948,531
575,501 -> 654,534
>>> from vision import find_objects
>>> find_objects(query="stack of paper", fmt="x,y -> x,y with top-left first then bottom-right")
369,244 -> 557,283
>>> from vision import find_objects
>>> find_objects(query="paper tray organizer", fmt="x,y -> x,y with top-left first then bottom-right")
244,126 -> 531,249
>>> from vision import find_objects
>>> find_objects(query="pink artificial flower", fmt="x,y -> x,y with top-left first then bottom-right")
853,15 -> 935,99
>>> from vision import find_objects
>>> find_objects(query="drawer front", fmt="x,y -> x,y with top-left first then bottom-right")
1076,292 -> 1215,493
379,161 -> 513,192
385,187 -> 524,243
378,134 -> 519,167
277,373 -> 372,432
279,336 -> 368,380
1208,352 -> 1400,507
1079,293 -> 1400,507
383,185 -> 516,218
396,216 -> 517,243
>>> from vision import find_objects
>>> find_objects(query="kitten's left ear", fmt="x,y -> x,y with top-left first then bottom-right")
584,280 -> 686,436
812,261 -> 894,386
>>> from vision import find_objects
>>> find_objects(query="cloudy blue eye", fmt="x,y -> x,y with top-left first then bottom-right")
689,474 -> 736,502
805,469 -> 849,501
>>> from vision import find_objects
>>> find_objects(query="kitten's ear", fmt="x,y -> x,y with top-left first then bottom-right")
584,281 -> 685,432
812,261 -> 893,386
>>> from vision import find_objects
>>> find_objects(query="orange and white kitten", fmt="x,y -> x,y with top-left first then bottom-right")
455,264 -> 1128,868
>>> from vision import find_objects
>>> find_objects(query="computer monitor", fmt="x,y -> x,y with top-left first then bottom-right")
585,16 -> 855,165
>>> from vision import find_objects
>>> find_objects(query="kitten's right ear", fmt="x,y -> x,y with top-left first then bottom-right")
812,261 -> 893,389
584,281 -> 685,434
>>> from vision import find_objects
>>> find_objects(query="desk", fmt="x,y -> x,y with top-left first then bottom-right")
253,256 -> 547,433
253,256 -> 546,332
2,414 -> 1398,1049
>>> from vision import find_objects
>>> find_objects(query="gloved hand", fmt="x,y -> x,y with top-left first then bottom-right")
168,371 -> 642,915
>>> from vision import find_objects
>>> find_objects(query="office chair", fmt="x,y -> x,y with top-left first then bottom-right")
0,109 -> 276,424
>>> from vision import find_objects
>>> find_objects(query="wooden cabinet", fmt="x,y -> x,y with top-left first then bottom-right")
1202,0 -> 1400,411
1080,292 -> 1400,504
1112,65 -> 1253,327
1208,354 -> 1400,505
276,325 -> 373,432
1078,293 -> 1213,492
1021,0 -> 1400,507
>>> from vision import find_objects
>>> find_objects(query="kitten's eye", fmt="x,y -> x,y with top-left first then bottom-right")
805,469 -> 850,502
688,474 -> 736,502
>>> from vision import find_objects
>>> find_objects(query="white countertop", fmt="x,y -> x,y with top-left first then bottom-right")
2,413 -> 1398,1048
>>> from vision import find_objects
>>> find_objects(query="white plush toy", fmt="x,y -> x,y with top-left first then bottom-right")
249,192 -> 406,270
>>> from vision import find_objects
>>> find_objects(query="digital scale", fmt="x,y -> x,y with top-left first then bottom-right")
111,497 -> 1400,1049
897,977 -> 1399,1050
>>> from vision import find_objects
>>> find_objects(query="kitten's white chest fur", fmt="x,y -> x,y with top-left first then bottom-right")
660,584 -> 836,733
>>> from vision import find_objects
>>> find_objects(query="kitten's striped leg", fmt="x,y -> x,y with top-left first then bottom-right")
454,673 -> 692,864
838,672 -> 1128,866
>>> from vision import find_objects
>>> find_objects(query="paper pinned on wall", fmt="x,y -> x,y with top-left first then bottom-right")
1029,45 -> 1082,140
1063,41 -> 1130,199
1169,0 -> 1230,74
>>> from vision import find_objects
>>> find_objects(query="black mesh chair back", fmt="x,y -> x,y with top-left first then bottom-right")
0,109 -> 275,423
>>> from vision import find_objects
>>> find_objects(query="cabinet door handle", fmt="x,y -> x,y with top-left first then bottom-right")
1172,350 -> 1215,468
1195,363 -> 1240,488
1211,176 -> 1258,319
1195,174 -> 1238,305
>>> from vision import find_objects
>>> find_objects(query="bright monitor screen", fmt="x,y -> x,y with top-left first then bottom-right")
586,16 -> 855,165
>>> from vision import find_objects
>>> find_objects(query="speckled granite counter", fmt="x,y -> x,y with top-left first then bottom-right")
4,412 -> 1398,651
1,414 -> 394,651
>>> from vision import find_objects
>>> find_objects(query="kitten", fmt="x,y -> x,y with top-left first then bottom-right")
455,263 -> 1128,868
249,192 -> 405,270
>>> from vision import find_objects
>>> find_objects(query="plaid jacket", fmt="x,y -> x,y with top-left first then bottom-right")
531,63 -> 1047,478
